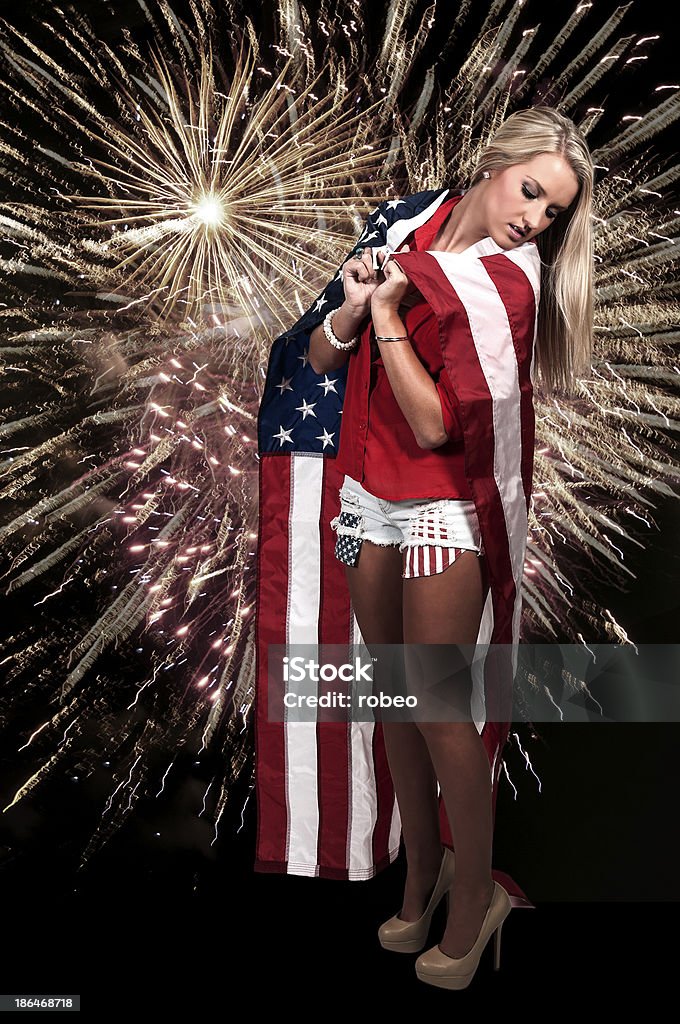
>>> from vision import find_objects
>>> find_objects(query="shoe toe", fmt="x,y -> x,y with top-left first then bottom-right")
377,915 -> 401,941
415,944 -> 452,973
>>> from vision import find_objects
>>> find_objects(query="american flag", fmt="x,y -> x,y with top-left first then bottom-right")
254,188 -> 540,904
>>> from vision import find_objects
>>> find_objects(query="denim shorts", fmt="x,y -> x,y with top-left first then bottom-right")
329,474 -> 485,580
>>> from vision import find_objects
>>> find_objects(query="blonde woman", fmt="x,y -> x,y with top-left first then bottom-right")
313,108 -> 589,987
256,106 -> 594,990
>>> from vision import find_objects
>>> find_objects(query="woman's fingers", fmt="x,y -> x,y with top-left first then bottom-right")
348,251 -> 370,283
359,248 -> 376,281
351,248 -> 380,287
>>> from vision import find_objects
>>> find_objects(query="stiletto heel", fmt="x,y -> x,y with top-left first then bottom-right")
378,847 -> 456,954
493,921 -> 503,971
415,881 -> 511,990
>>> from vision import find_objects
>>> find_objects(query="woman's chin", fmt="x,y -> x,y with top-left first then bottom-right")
491,228 -> 516,250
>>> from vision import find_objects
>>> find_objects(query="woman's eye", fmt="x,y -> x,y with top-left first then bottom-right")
521,184 -> 558,219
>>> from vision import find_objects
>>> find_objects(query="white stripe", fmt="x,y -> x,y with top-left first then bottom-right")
348,582 -> 381,877
423,545 -> 430,575
435,546 -> 443,574
388,793 -> 402,865
348,719 -> 379,876
491,743 -> 499,785
381,190 -> 452,263
286,455 -> 324,875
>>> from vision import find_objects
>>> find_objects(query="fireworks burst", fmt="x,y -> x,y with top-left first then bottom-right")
74,41 -> 391,327
0,0 -> 678,871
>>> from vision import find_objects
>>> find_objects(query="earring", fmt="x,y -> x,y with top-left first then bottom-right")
482,171 -> 490,179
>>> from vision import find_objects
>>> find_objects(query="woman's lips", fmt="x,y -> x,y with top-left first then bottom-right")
508,224 -> 525,241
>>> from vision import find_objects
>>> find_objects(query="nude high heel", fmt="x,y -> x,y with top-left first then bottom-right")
414,880 -> 511,989
377,847 -> 456,954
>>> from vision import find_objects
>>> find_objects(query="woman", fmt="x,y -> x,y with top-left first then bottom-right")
307,107 -> 594,989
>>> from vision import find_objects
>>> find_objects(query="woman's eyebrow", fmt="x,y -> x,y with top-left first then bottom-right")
527,176 -> 568,210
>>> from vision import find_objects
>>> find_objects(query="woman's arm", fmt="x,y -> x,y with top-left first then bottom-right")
371,304 -> 450,450
307,301 -> 369,375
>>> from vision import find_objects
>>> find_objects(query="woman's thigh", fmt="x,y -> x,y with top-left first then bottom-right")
342,541 -> 404,646
330,476 -> 404,646
402,549 -> 487,646
402,550 -> 489,724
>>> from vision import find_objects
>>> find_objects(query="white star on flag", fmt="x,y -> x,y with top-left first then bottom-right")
272,424 -> 294,447
295,399 -> 317,420
316,374 -> 339,396
315,428 -> 336,449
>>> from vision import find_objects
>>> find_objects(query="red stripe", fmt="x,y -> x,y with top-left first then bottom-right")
254,455 -> 292,871
316,460 -> 351,875
483,256 -> 537,508
371,722 -> 396,871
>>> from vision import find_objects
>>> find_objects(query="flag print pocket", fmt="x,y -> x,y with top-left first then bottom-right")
330,510 -> 363,567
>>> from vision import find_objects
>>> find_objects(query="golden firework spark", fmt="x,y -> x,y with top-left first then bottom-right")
74,41 -> 392,327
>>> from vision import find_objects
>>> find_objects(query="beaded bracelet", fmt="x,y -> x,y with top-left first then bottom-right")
323,307 -> 359,350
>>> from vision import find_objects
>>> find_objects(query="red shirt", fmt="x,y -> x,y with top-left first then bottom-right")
334,194 -> 471,500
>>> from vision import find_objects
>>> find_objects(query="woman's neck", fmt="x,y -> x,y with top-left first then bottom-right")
432,188 -> 487,254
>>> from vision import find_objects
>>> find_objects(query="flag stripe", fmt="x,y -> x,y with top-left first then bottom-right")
348,612 -> 379,874
286,456 -> 323,873
254,454 -> 291,871
317,459 -> 351,876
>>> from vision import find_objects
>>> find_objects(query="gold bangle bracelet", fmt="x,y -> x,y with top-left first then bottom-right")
374,335 -> 409,342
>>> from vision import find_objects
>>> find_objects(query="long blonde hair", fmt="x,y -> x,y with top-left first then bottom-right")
470,107 -> 594,396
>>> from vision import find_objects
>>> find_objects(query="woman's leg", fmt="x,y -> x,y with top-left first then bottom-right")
402,549 -> 495,958
342,541 -> 443,921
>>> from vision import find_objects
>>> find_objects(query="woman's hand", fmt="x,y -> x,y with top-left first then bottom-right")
342,247 -> 384,314
370,245 -> 414,310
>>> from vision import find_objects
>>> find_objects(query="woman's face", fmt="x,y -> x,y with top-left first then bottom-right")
483,153 -> 580,248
